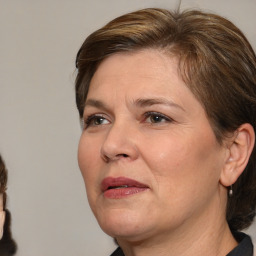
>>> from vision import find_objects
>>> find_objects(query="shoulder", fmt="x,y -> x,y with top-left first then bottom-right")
227,232 -> 254,256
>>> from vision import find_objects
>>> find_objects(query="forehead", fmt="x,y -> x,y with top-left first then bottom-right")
88,49 -> 184,96
87,49 -> 197,104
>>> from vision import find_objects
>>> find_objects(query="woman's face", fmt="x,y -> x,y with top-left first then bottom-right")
78,49 -> 228,241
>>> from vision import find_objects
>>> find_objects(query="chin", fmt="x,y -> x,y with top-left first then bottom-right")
96,208 -> 153,240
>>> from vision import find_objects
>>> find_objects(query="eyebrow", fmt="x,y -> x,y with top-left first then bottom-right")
133,98 -> 185,111
85,99 -> 108,109
84,97 -> 185,112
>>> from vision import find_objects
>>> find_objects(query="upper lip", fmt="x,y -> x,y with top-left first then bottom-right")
101,176 -> 149,192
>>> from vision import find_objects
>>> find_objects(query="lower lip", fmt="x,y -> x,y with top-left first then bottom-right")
103,187 -> 148,199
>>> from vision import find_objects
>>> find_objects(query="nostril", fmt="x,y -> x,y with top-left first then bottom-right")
117,154 -> 129,158
101,153 -> 129,162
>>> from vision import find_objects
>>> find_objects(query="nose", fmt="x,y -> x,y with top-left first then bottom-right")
100,121 -> 139,162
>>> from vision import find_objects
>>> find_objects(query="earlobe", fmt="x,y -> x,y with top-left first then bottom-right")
220,123 -> 255,187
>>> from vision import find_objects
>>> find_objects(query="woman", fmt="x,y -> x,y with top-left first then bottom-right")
0,155 -> 17,255
75,8 -> 256,256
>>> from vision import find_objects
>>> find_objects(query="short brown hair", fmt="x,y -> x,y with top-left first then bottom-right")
75,8 -> 256,231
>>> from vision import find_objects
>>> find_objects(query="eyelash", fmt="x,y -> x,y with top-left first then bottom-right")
83,111 -> 173,129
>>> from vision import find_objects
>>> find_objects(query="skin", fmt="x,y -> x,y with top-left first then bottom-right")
78,49 -> 240,256
0,194 -> 5,239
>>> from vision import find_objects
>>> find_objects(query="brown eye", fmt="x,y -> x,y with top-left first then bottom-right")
149,115 -> 165,123
145,112 -> 172,124
93,117 -> 106,125
84,115 -> 110,128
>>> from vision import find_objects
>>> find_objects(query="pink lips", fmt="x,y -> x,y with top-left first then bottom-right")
101,177 -> 149,199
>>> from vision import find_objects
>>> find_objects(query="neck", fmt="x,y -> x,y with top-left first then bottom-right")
116,194 -> 237,256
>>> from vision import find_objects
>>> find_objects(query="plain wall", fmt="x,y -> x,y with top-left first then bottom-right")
0,0 -> 255,255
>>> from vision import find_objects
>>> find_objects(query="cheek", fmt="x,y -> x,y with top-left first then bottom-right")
142,134 -> 224,224
78,135 -> 103,215
142,131 -> 222,193
142,135 -> 189,177
78,135 -> 101,186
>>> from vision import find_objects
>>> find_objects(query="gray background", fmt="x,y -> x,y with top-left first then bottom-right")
0,0 -> 255,255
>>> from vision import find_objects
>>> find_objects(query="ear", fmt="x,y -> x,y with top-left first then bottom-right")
220,123 -> 255,187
